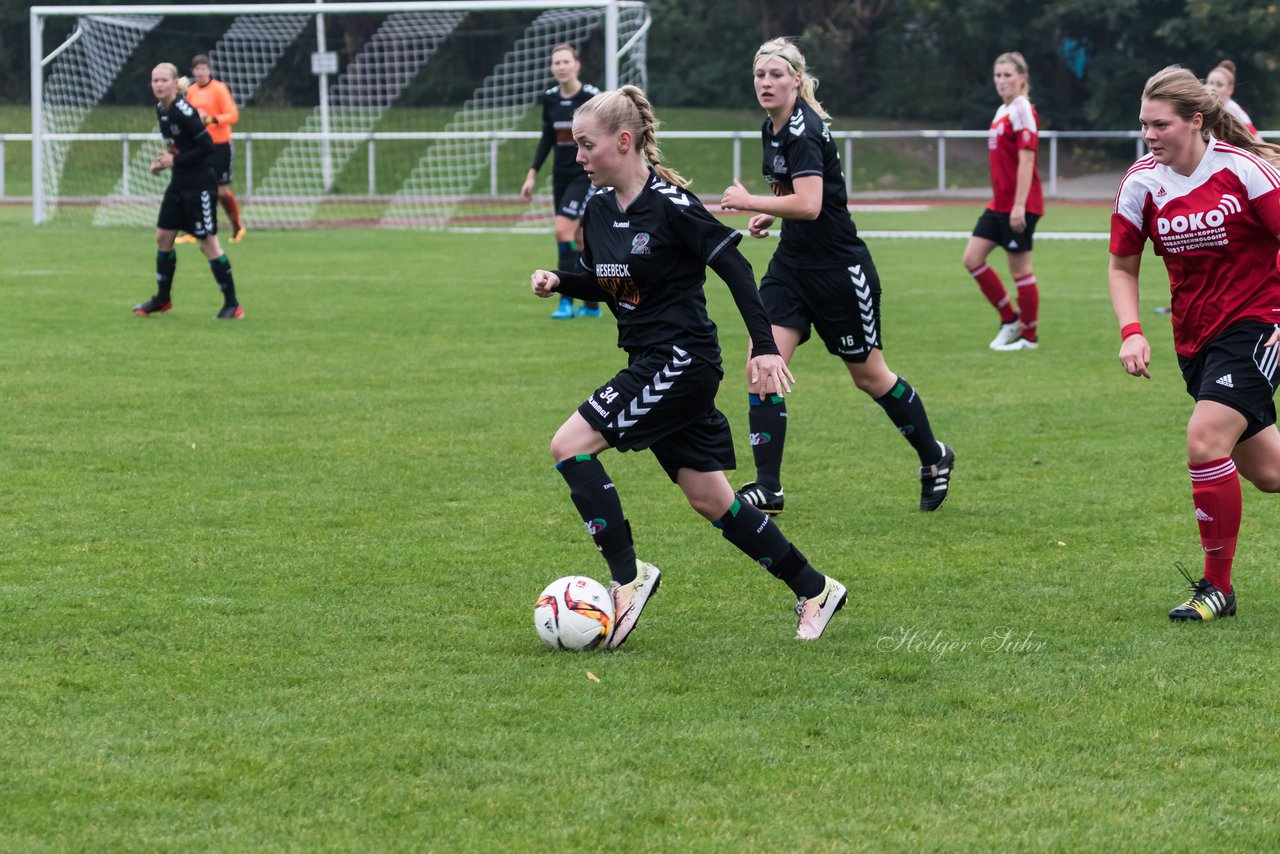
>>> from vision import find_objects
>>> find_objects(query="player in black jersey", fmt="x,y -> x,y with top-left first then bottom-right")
520,44 -> 601,320
720,38 -> 953,513
133,63 -> 242,320
530,86 -> 848,645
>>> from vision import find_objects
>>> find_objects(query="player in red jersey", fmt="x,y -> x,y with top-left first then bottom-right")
963,52 -> 1044,351
1208,60 -> 1258,137
1109,65 -> 1280,621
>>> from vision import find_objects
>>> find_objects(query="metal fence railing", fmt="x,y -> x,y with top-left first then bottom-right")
1,128 -> 1156,207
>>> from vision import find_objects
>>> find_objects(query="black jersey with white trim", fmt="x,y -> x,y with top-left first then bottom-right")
762,99 -> 866,269
156,96 -> 215,189
530,83 -> 599,179
580,170 -> 751,366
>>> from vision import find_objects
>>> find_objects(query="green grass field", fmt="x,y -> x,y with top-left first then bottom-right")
3,203 -> 1279,851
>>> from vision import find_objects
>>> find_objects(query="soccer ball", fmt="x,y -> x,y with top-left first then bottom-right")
534,575 -> 614,651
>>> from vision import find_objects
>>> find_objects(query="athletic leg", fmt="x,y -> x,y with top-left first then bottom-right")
1173,401 -> 1246,619
963,235 -> 1019,334
679,467 -> 844,637
740,326 -> 802,510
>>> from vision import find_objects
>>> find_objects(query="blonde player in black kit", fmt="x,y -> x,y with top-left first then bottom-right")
133,62 -> 242,320
530,86 -> 848,646
521,43 -> 601,320
720,38 -> 953,513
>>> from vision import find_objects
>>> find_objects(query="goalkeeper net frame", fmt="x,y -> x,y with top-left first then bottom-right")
29,0 -> 650,229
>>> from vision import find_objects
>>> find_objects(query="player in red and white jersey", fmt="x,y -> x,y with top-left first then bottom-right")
963,52 -> 1045,351
1207,60 -> 1258,137
1109,65 -> 1280,622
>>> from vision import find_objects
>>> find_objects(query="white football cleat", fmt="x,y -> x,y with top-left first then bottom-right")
795,577 -> 848,640
989,319 -> 1023,349
608,561 -> 661,649
993,337 -> 1039,351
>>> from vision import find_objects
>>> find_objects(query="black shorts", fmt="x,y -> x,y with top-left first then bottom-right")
759,255 -> 883,363
1178,320 -> 1280,440
553,172 -> 593,220
209,142 -> 234,186
577,345 -> 736,482
157,183 -> 218,237
972,208 -> 1040,252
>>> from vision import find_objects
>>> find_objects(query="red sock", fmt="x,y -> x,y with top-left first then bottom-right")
220,192 -> 243,233
1189,458 -> 1241,593
1014,273 -> 1039,341
968,263 -> 1016,323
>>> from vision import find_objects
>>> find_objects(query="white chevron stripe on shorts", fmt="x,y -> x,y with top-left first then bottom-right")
849,264 -> 877,346
610,346 -> 690,433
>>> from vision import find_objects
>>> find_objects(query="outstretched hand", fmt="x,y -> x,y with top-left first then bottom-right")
748,353 -> 794,397
530,269 -> 560,298
720,178 -> 754,212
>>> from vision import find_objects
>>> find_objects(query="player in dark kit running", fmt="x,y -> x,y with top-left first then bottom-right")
133,62 -> 242,320
521,43 -> 601,320
720,38 -> 953,514
530,86 -> 848,646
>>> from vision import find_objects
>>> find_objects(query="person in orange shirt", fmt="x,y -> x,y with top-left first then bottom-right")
179,54 -> 245,242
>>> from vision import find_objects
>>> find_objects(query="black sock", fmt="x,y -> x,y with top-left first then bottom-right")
874,376 -> 942,465
748,393 -> 787,491
209,255 -> 237,306
156,250 -> 176,300
557,240 -> 576,272
714,499 -> 824,598
555,454 -> 637,584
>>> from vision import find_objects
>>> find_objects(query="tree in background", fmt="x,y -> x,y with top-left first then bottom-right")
5,0 -> 1278,129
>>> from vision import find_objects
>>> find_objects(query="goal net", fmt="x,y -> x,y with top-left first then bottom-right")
30,1 -> 650,230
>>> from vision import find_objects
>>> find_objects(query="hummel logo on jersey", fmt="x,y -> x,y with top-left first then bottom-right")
1195,507 -> 1214,522
612,221 -> 630,228
1216,374 -> 1234,388
650,176 -> 690,207
788,111 -> 805,137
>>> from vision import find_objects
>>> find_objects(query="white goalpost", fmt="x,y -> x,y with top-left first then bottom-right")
29,0 -> 650,229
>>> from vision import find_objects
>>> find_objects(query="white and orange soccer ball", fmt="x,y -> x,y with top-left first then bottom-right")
534,575 -> 614,651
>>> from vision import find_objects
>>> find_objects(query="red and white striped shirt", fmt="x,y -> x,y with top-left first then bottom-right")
987,95 -> 1044,215
1224,98 -> 1258,135
1111,136 -> 1280,356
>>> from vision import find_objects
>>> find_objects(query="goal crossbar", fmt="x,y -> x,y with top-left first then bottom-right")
30,0 -> 643,224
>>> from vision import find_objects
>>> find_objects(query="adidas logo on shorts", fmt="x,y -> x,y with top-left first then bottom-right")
1216,374 -> 1234,388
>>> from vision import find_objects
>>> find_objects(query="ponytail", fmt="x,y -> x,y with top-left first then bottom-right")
576,85 -> 691,188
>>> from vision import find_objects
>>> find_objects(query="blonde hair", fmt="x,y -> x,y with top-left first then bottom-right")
575,85 -> 691,188
753,38 -> 831,122
1143,65 -> 1280,166
994,51 -> 1031,97
153,62 -> 188,93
